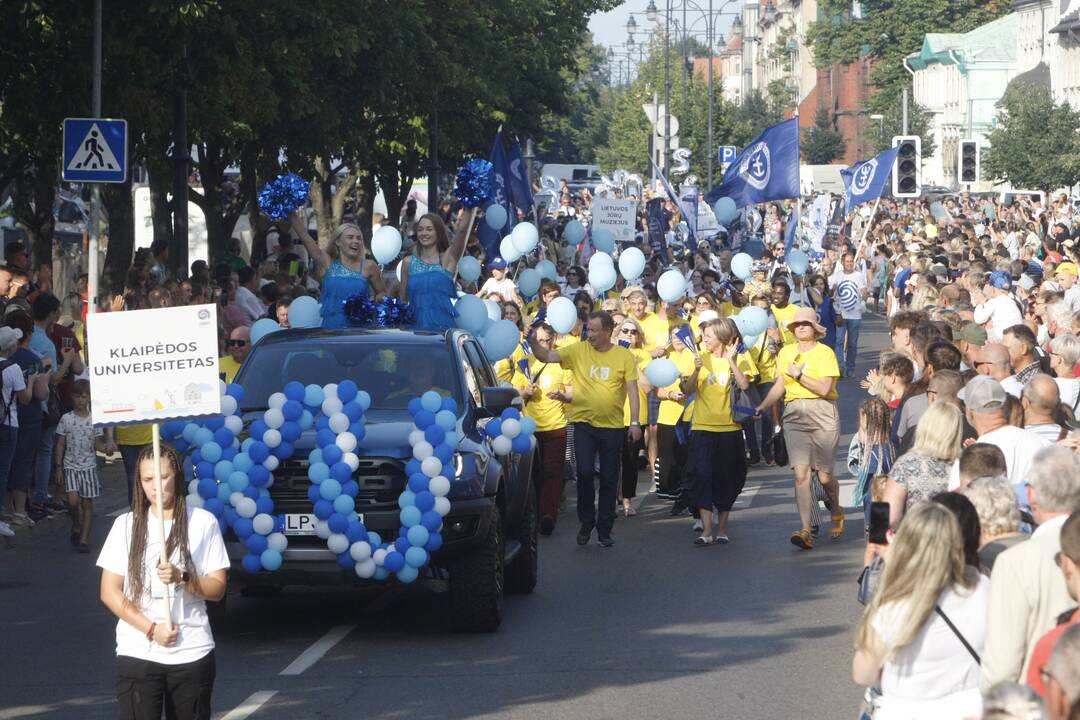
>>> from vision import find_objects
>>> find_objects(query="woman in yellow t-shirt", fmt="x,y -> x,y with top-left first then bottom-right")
493,302 -> 527,384
745,291 -> 780,465
755,306 -> 843,550
617,317 -> 651,516
655,325 -> 695,503
680,318 -> 753,545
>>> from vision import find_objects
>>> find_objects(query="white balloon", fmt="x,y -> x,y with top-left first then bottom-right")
263,408 -> 285,429
500,235 -> 522,263
262,428 -> 282,448
224,415 -> 243,435
698,309 -> 719,323
267,532 -> 288,552
328,412 -> 350,434
263,455 -> 280,471
322,397 -> 344,417
409,429 -> 425,447
267,392 -> 286,409
229,491 -> 244,508
315,520 -> 331,539
429,475 -> 451,497
335,432 -> 358,453
511,222 -> 539,253
421,456 -> 443,478
434,496 -> 452,517
501,418 -> 521,439
413,441 -> 434,460
343,452 -> 360,471
252,513 -> 275,535
188,479 -> 199,495
350,540 -> 372,562
373,548 -> 388,565
237,498 -> 257,518
327,533 -> 349,554
220,395 -> 238,416
371,225 -> 403,265
492,435 -> 513,455
187,493 -> 205,508
355,558 -> 377,578
323,383 -> 339,400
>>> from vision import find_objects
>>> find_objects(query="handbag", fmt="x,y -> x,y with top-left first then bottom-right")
772,427 -> 789,466
730,382 -> 755,424
857,556 -> 885,605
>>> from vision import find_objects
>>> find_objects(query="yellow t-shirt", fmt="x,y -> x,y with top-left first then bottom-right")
512,358 -> 572,432
556,335 -> 579,349
494,337 -> 527,384
559,341 -> 639,429
691,352 -> 759,432
115,423 -> 153,446
775,341 -> 839,402
747,333 -> 777,383
219,355 -> 242,383
637,312 -> 670,354
623,348 -> 651,426
719,301 -> 737,318
771,303 -> 799,346
658,349 -> 695,426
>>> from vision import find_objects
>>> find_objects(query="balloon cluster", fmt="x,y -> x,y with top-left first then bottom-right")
453,295 -> 521,361
732,306 -> 769,348
481,406 -> 536,456
250,295 -> 323,345
258,173 -> 310,221
343,294 -> 415,328
455,159 -> 494,208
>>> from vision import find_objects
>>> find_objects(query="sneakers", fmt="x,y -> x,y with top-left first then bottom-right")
0,520 -> 13,537
576,524 -> 592,546
597,535 -> 614,548
9,513 -> 34,528
692,519 -> 703,532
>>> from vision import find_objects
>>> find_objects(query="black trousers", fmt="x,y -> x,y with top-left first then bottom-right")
686,430 -> 747,512
620,428 -> 643,499
656,423 -> 687,496
116,651 -> 216,720
573,423 -> 623,537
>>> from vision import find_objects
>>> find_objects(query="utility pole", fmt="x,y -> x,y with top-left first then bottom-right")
663,0 -> 672,178
173,44 -> 189,277
88,0 -> 101,314
707,0 -> 714,191
902,86 -> 909,135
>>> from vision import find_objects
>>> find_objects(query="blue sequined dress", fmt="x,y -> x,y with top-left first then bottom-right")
320,260 -> 370,329
407,256 -> 455,332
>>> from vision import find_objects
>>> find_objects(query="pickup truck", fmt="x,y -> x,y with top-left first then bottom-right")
221,327 -> 540,632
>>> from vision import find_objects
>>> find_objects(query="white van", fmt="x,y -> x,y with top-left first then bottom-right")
998,190 -> 1046,207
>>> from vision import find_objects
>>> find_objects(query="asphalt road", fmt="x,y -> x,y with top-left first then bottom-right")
0,316 -> 885,720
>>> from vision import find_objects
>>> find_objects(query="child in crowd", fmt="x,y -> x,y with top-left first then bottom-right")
54,379 -> 105,553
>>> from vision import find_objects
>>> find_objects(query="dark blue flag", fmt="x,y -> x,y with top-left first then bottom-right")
841,145 -> 900,213
705,118 -> 800,208
507,143 -> 534,211
646,197 -> 671,264
784,205 -> 799,253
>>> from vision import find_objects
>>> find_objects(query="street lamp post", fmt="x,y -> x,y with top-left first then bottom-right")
870,113 -> 884,143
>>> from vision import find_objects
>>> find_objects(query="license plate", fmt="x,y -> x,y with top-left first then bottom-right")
282,513 -> 364,536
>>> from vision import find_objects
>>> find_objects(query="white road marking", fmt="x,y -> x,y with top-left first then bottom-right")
217,690 -> 278,720
733,483 -> 762,508
279,624 -> 356,676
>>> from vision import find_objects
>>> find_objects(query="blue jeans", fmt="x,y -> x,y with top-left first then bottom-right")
33,424 -> 56,504
836,318 -> 861,375
0,425 -> 17,508
12,421 -> 41,492
572,423 -> 624,538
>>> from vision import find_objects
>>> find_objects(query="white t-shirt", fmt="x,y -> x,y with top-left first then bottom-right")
479,276 -> 518,301
56,411 -> 103,469
872,576 -> 989,713
1025,422 -> 1064,443
0,361 -> 26,428
97,507 -> 230,665
1064,285 -> 1080,314
832,269 -> 867,320
1000,375 -> 1023,398
973,295 -> 1023,341
1056,377 -> 1080,411
948,424 -> 1051,494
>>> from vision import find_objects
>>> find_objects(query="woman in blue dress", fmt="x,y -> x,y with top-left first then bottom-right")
399,212 -> 467,332
290,213 -> 386,329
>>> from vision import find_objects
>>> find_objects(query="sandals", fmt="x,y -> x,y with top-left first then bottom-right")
623,505 -> 637,517
694,535 -> 713,547
830,512 -> 845,541
714,535 -> 730,544
790,528 -> 814,550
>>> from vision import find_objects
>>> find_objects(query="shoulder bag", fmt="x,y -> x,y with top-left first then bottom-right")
935,605 -> 981,664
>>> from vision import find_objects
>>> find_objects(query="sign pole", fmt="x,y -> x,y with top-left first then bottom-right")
151,422 -> 173,629
87,0 -> 102,315
857,196 -> 881,254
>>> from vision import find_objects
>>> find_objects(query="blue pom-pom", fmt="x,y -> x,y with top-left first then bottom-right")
455,159 -> 494,208
258,173 -> 310,221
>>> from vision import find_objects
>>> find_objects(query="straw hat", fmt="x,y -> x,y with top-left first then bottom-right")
786,306 -> 826,338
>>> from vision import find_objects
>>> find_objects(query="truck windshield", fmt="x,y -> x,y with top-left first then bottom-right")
236,342 -> 460,418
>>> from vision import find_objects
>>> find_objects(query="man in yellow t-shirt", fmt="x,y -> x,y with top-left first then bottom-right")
770,281 -> 799,346
219,326 -> 251,383
531,311 -> 641,547
513,323 -> 573,535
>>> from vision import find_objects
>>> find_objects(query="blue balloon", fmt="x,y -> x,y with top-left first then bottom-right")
421,511 -> 443,531
564,218 -> 586,244
260,549 -> 283,572
408,474 -> 430,493
414,410 -> 435,430
415,491 -> 436,512
313,499 -> 334,520
486,418 -> 503,439
319,479 -> 342,501
519,416 -> 537,436
787,249 -> 810,275
440,397 -> 457,414
212,461 -> 233,482
336,551 -> 355,569
458,256 -> 482,284
346,521 -> 367,542
454,294 -> 489,334
246,533 -> 269,555
330,462 -> 352,483
315,415 -> 330,431
281,399 -> 303,421
335,379 -> 357,403
221,447 -> 237,462
242,485 -> 259,500
400,506 -> 422,528
225,383 -> 244,401
342,401 -> 363,422
197,478 -> 218,499
279,421 -> 301,443
204,498 -> 225,517
251,318 -> 281,345
282,381 -> 304,401
205,416 -> 225,432
288,295 -> 322,329
328,512 -> 349,534
434,443 -> 452,464
172,438 -> 189,454
242,553 -> 263,573
341,480 -> 359,498
397,565 -> 420,583
315,429 -> 336,448
374,566 -> 390,581
320,444 -> 342,466
645,359 -> 680,388
405,546 -> 428,569
248,466 -> 270,487
518,268 -> 541,298
731,252 -> 753,281
307,484 -> 322,504
424,425 -> 446,446
484,203 -> 508,231
405,459 -> 421,477
408,398 -> 422,417
271,441 -> 294,460
384,551 -> 406,572
234,517 -> 254,539
713,196 -> 737,226
255,496 -> 274,515
512,434 -> 531,453
425,532 -> 444,552
500,407 -> 521,421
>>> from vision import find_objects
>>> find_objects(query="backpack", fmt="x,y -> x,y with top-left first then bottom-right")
0,359 -> 17,425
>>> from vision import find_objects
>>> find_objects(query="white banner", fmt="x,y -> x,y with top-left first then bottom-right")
591,198 -> 638,243
87,304 -> 222,425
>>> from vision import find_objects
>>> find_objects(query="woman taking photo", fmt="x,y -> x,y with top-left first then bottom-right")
289,213 -> 386,329
883,401 -> 964,528
399,212 -> 468,332
754,307 -> 843,550
97,444 -> 229,719
682,318 -> 755,544
853,502 -> 989,719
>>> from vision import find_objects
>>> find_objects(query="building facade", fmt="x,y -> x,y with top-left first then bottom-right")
1012,0 -> 1080,107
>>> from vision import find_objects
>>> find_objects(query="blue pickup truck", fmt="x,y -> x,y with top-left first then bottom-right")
223,327 -> 539,632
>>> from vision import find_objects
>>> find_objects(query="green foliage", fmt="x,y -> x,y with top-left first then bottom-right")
982,83 -> 1080,192
802,106 -> 846,164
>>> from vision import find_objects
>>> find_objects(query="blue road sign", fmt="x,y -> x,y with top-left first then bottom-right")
718,145 -> 738,164
63,118 -> 127,183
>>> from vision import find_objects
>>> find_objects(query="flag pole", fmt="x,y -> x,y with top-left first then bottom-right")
151,423 -> 173,630
857,196 -> 881,254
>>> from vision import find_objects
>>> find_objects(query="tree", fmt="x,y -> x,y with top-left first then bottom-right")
982,83 -> 1080,192
733,90 -> 782,142
802,106 -> 846,163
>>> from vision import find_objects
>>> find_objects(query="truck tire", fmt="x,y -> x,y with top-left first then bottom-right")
505,482 -> 538,595
450,505 -> 504,632
206,594 -> 227,634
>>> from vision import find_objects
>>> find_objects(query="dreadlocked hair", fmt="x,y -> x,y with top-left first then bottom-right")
125,443 -> 202,606
859,397 -> 892,445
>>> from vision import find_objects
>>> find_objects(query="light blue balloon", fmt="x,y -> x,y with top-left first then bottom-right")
645,359 -> 680,388
518,269 -> 541,298
787,249 -> 810,275
520,416 -> 537,436
421,391 -> 443,413
484,204 -> 508,231
713,197 -> 737,226
618,247 -> 646,281
740,306 -> 769,337
435,410 -> 457,431
406,525 -> 429,548
398,490 -> 417,508
214,461 -> 235,483
536,260 -> 557,281
444,431 -> 459,448
397,565 -> 419,583
501,235 -> 522,263
731,252 -> 753,281
546,297 -> 577,334
308,462 -> 330,483
591,228 -> 615,254
228,471 -> 250,492
308,448 -> 323,465
588,263 -> 617,294
298,409 -> 314,430
217,483 -> 232,503
511,222 -> 539,254
333,494 -> 355,514
250,318 -> 281,345
288,296 -> 322,329
742,333 -> 760,348
484,299 -> 503,323
400,506 -> 422,528
319,478 -> 342,501
201,441 -> 222,463
233,453 -> 253,473
458,256 -> 482,284
405,545 -> 428,568
564,219 -> 585,244
483,320 -> 520,361
193,427 -> 213,448
182,423 -> 199,443
260,549 -> 283,571
371,225 -> 402,265
304,384 -> 325,408
454,295 -> 488,334
657,270 -> 687,303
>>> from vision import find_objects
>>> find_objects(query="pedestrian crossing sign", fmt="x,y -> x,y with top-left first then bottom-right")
62,117 -> 127,183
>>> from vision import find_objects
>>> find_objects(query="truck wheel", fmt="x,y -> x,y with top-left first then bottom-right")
206,594 -> 227,634
450,505 -> 504,632
505,483 -> 538,595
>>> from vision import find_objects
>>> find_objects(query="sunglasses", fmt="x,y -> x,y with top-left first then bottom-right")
791,322 -> 813,329
227,339 -> 249,347
620,327 -> 638,335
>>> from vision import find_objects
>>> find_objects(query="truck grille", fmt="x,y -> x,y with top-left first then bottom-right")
269,457 -> 407,514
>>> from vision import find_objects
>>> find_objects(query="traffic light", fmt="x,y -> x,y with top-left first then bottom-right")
958,139 -> 979,184
892,135 -> 921,198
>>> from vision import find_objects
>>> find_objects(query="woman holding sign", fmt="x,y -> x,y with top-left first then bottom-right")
97,444 -> 228,720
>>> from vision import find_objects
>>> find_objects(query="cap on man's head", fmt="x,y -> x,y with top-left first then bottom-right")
0,326 -> 22,351
965,375 -> 1007,413
488,257 -> 507,271
1057,261 -> 1078,278
960,322 -> 988,346
989,270 -> 1011,290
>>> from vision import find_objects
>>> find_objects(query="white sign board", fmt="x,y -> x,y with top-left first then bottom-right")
88,304 -> 222,425
591,198 -> 638,243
